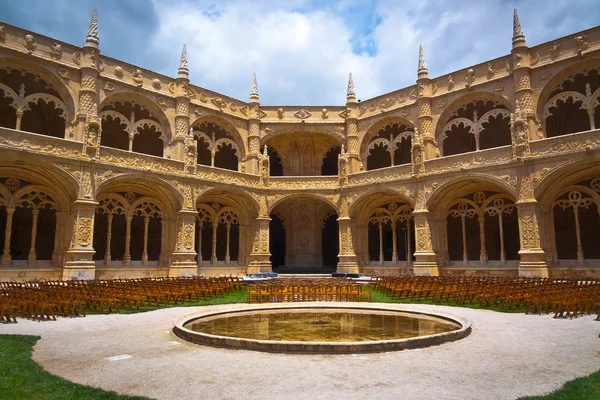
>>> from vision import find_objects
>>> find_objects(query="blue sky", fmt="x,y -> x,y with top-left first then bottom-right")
0,0 -> 598,105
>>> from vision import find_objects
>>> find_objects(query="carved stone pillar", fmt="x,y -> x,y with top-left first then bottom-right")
247,116 -> 261,175
27,209 -> 40,265
416,46 -> 436,160
170,209 -> 197,277
62,199 -> 97,280
337,217 -> 360,274
345,74 -> 361,173
411,210 -> 439,276
247,216 -> 272,273
171,45 -> 191,162
511,9 -> 538,141
1,207 -> 14,265
516,201 -> 548,277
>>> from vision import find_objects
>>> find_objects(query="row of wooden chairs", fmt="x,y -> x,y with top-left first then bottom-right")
0,276 -> 243,323
376,276 -> 600,320
246,278 -> 372,303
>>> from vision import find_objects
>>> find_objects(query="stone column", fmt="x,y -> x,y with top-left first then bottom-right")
478,214 -> 488,264
141,216 -> 149,265
171,45 -> 191,162
170,209 -> 197,277
1,207 -> 14,265
411,210 -> 440,276
516,201 -> 548,277
511,9 -> 538,141
337,217 -> 360,274
27,209 -> 39,265
416,45 -> 437,160
391,222 -> 398,263
345,73 -> 361,173
246,74 -> 261,175
62,199 -> 98,280
225,222 -> 231,264
79,11 -> 101,154
247,216 -> 272,273
123,216 -> 132,265
196,222 -> 202,267
406,220 -> 413,268
105,213 -> 113,266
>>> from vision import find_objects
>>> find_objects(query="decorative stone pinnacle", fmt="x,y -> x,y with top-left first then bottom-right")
418,45 -> 428,73
178,44 -> 189,78
250,73 -> 259,102
512,8 -> 526,46
347,73 -> 356,101
85,9 -> 99,47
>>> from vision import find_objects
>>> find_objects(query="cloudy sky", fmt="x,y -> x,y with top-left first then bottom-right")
1,0 -> 598,105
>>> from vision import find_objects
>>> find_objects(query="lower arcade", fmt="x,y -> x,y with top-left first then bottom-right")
1,162 -> 600,281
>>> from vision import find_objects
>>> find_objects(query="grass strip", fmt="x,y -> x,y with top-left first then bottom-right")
0,334 -> 151,400
518,369 -> 600,399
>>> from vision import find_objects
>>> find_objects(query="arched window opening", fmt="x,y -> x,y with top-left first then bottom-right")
321,146 -> 340,176
99,115 -> 128,150
100,100 -> 164,157
321,212 -> 339,269
393,136 -> 412,165
268,146 -> 284,176
20,99 -> 66,138
214,142 -> 238,171
545,69 -> 600,137
195,203 -> 240,264
132,124 -> 163,157
442,100 -> 510,156
0,68 -> 68,138
445,191 -> 518,265
367,204 -> 414,265
553,179 -> 600,263
192,121 -> 239,171
7,189 -> 57,264
366,123 -> 413,170
367,142 -> 392,171
269,213 -> 286,268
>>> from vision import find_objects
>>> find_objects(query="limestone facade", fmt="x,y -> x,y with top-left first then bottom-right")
0,10 -> 599,281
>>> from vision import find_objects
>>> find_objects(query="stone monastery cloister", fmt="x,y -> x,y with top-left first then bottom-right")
0,10 -> 600,282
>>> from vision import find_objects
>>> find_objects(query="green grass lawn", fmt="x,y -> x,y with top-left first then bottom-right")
88,288 -> 248,315
0,335 -> 150,400
371,288 -> 525,313
2,287 -> 598,400
518,369 -> 600,400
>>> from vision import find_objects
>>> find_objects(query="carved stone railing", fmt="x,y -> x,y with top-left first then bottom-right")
530,128 -> 600,157
0,127 -> 82,157
196,164 -> 260,186
347,164 -> 412,186
269,175 -> 338,190
99,146 -> 184,175
424,145 -> 513,174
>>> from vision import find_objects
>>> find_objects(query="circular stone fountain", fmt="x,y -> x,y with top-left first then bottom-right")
173,304 -> 471,354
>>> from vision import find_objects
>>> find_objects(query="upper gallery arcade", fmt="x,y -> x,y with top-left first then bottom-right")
0,9 -> 599,281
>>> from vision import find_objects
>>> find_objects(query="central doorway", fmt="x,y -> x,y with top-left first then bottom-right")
269,197 -> 338,273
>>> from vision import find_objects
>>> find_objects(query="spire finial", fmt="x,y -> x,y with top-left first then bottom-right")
85,9 -> 99,48
250,73 -> 259,102
178,44 -> 189,78
347,73 -> 356,102
418,45 -> 428,73
512,8 -> 526,47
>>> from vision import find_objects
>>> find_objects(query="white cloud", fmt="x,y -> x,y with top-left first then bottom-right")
142,0 -> 598,105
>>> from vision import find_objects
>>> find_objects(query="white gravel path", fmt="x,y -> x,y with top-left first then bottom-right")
1,302 -> 599,400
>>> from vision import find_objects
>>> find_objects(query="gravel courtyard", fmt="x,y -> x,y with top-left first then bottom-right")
2,302 -> 599,400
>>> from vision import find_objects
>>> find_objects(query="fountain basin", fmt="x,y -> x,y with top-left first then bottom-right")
173,304 -> 471,354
